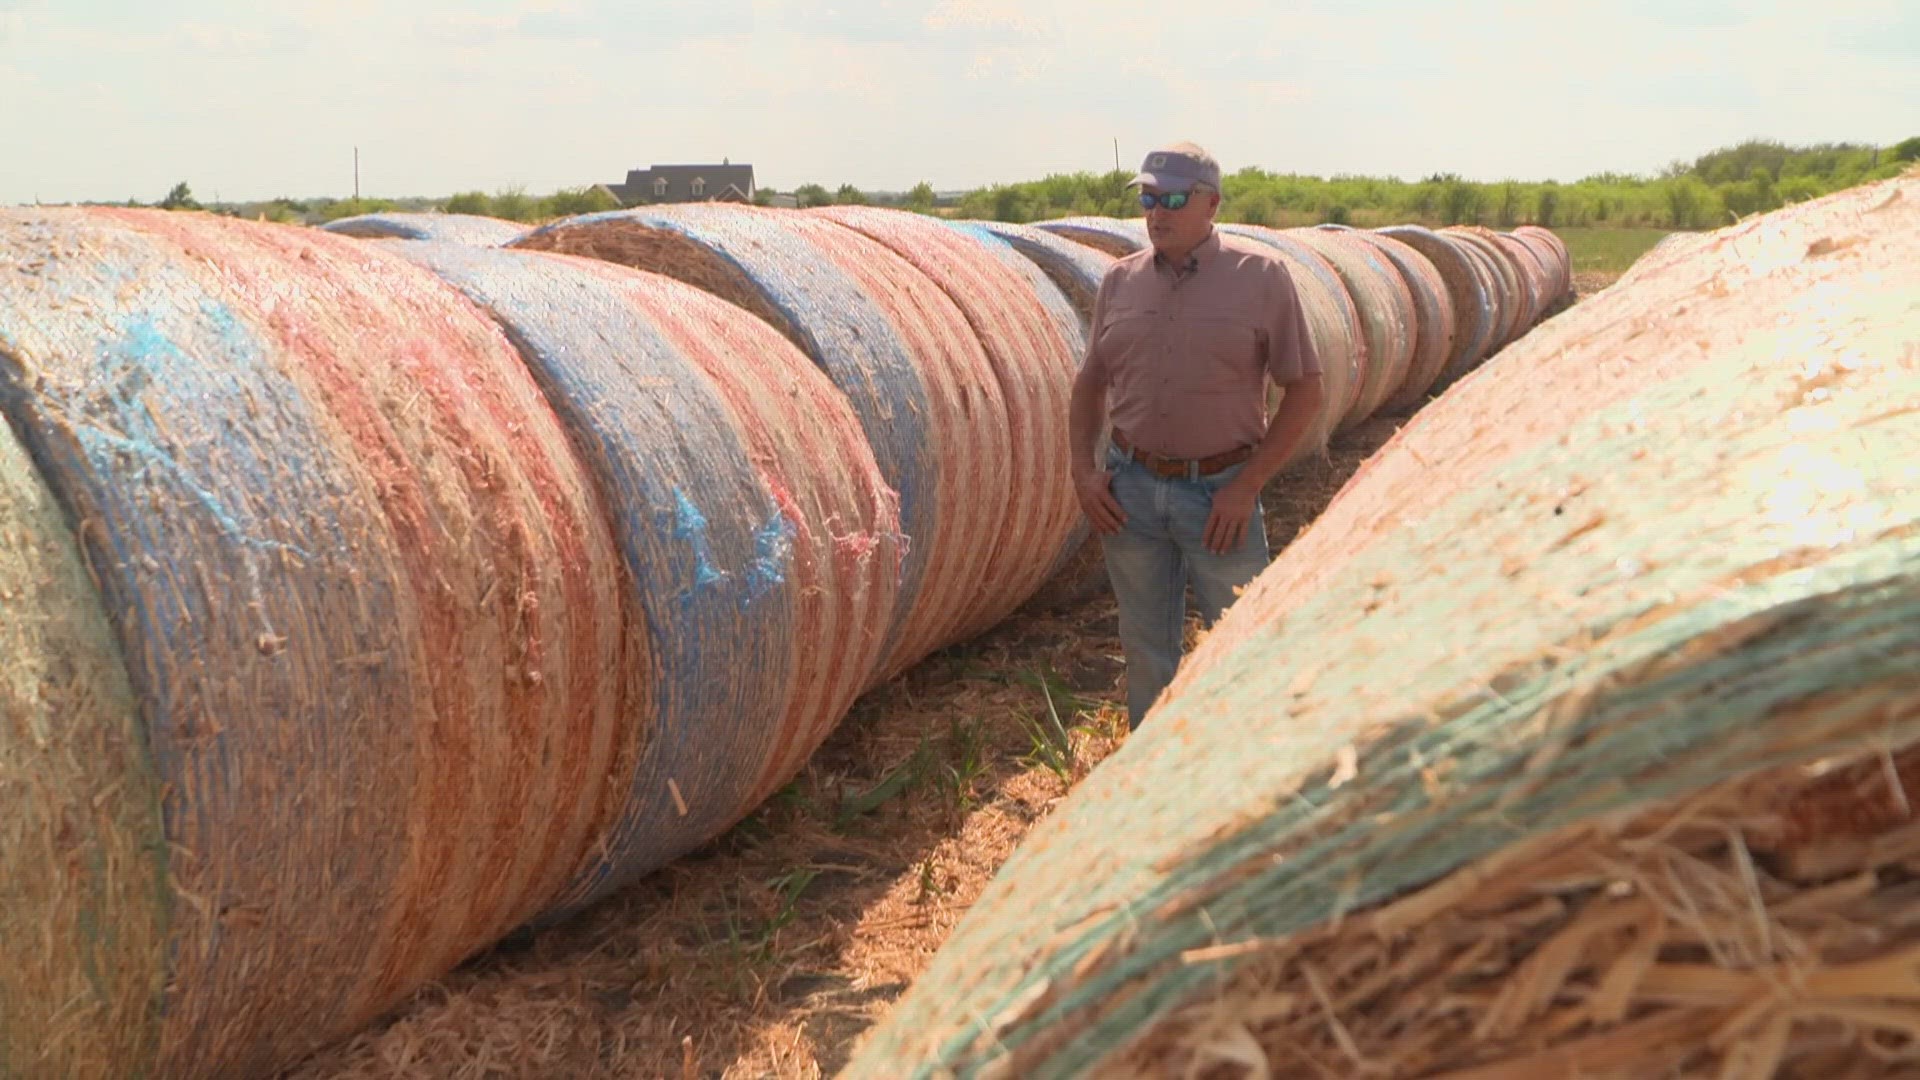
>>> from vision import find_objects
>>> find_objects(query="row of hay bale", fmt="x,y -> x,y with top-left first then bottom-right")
1033,215 -> 1573,464
0,197 -> 1564,1079
0,202 -> 1106,1079
841,175 -> 1920,1079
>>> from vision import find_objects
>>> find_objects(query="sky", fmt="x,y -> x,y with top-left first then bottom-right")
1,0 -> 1916,206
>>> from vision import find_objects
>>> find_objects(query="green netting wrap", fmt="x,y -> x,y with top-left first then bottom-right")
842,175 -> 1920,1079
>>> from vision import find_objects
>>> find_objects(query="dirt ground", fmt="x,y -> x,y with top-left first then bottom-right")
282,275 -> 1612,1080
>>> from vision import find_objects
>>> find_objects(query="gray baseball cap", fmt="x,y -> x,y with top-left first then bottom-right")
1128,143 -> 1221,193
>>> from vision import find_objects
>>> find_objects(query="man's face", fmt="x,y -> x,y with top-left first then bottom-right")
1141,184 -> 1219,257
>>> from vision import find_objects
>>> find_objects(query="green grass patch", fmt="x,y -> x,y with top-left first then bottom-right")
1550,226 -> 1679,275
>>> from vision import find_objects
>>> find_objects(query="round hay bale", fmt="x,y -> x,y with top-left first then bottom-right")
1032,216 -> 1149,258
839,172 -> 1920,1080
319,212 -> 528,246
1377,224 -> 1496,388
809,205 -> 1082,636
945,219 -> 1115,590
1512,223 -> 1572,299
511,205 -> 1011,682
0,207 -> 629,1078
1504,229 -> 1570,320
1216,224 -> 1365,463
1492,230 -> 1551,329
948,218 -> 1116,343
1284,227 -> 1419,424
1508,226 -> 1571,307
1455,237 -> 1515,371
1435,228 -> 1517,358
1361,231 -> 1457,413
385,241 -> 900,916
0,414 -> 168,1080
1444,225 -> 1529,348
1616,230 -> 1712,291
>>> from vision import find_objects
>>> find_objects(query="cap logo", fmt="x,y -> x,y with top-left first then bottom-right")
1150,154 -> 1167,167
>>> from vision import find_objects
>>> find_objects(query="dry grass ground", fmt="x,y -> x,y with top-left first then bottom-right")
281,273 -> 1616,1080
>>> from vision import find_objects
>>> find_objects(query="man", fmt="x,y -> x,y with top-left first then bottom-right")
1068,141 -> 1324,730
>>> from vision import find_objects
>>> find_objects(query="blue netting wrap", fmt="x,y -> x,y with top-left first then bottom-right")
386,240 -> 797,917
512,205 -> 994,680
320,212 -> 529,246
1032,215 -> 1148,257
948,219 -> 1115,342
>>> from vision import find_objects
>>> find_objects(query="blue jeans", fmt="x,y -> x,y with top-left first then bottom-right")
1100,443 -> 1269,730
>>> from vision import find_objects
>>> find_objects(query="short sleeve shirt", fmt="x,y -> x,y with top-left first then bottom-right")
1082,229 -> 1321,460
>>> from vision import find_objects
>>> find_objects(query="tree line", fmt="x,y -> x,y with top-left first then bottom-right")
118,136 -> 1920,232
923,137 -> 1920,230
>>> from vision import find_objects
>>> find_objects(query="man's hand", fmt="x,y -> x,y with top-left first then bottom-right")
1203,475 -> 1260,554
1074,467 -> 1126,535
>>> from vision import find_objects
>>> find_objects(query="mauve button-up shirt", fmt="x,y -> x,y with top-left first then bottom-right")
1082,229 -> 1321,460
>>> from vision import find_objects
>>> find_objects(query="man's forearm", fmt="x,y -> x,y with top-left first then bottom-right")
1239,377 -> 1323,489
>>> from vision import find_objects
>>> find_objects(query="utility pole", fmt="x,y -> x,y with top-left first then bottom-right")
1113,137 -> 1120,174
354,147 -> 361,201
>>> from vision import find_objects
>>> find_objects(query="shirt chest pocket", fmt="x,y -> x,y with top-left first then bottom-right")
1096,304 -> 1162,354
1183,315 -> 1265,389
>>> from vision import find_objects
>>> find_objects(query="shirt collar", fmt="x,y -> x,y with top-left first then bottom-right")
1152,227 -> 1222,274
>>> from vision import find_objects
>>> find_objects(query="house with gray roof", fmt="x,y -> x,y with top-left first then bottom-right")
605,160 -> 755,206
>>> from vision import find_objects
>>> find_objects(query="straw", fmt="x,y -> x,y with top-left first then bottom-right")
1284,228 -> 1419,425
1491,232 -> 1549,329
1201,226 -> 1354,464
386,240 -> 903,920
1361,229 -> 1456,413
1505,228 -> 1571,314
1344,227 -> 1459,411
1616,231 -> 1713,291
811,206 -> 1083,639
1375,225 -> 1492,395
1,206 -> 630,1078
947,219 -> 1116,342
512,205 -> 1006,683
1511,224 -> 1573,304
1443,226 -> 1529,348
0,411 -> 168,1080
1031,217 -> 1149,258
838,173 -> 1920,1080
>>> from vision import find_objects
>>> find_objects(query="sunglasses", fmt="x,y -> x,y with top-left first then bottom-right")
1138,191 -> 1191,210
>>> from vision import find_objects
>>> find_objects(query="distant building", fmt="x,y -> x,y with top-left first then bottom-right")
605,160 -> 755,206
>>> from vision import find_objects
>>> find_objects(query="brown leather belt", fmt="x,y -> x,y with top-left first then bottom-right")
1111,429 -> 1254,479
